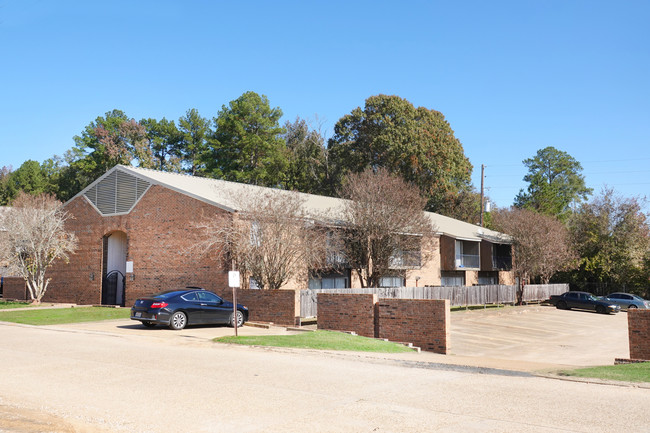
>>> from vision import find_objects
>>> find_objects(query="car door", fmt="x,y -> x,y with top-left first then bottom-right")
179,292 -> 206,324
606,294 -> 622,308
565,292 -> 581,309
197,291 -> 231,324
579,293 -> 597,311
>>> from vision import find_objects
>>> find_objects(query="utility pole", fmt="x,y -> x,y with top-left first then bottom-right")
481,164 -> 485,227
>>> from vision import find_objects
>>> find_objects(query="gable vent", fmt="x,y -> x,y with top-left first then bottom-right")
84,170 -> 151,216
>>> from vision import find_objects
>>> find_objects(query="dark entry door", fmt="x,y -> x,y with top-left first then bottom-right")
102,270 -> 125,306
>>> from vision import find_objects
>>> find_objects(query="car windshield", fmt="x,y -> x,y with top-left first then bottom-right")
588,295 -> 600,301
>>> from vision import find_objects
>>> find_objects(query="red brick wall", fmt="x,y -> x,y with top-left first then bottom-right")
2,277 -> 27,301
46,185 -> 230,305
317,293 -> 378,337
215,288 -> 299,326
316,294 -> 450,354
628,309 -> 650,361
377,299 -> 450,354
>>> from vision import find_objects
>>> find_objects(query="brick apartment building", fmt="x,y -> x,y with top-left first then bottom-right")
38,165 -> 513,306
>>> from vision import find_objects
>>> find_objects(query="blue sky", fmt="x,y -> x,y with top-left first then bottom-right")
1,0 -> 649,211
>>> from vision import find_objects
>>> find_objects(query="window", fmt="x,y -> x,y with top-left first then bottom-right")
249,278 -> 261,290
326,231 -> 346,266
455,240 -> 479,268
250,221 -> 261,246
389,249 -> 421,269
441,271 -> 465,286
492,244 -> 512,270
309,271 -> 349,290
478,272 -> 498,285
197,291 -> 221,303
181,292 -> 198,301
379,276 -> 404,287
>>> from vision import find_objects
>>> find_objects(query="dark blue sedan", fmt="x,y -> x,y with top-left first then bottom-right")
130,287 -> 248,330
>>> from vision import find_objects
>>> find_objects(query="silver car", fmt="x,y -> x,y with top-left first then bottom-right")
603,292 -> 650,311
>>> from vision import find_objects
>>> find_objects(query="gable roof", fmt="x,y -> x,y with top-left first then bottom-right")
71,165 -> 511,244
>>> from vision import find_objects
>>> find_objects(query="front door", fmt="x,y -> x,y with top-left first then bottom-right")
102,231 -> 127,306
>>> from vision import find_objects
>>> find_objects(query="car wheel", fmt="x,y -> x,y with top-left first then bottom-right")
169,311 -> 187,330
557,301 -> 568,310
596,305 -> 606,314
229,310 -> 245,328
141,321 -> 157,328
628,304 -> 637,310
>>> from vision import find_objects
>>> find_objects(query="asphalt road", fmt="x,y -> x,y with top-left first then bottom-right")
0,315 -> 647,433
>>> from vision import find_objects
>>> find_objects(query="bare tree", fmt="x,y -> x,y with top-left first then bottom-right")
340,168 -> 435,288
0,192 -> 77,303
492,207 -> 575,301
198,189 -> 328,290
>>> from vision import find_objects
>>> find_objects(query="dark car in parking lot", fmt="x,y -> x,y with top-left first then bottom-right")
603,292 -> 650,311
547,291 -> 620,314
130,287 -> 248,330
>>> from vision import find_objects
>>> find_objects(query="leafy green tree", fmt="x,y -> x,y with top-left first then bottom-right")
0,166 -> 12,204
283,117 -> 328,195
141,117 -> 183,171
60,110 -> 153,200
514,146 -> 592,219
178,108 -> 210,175
205,92 -> 288,186
327,94 -> 473,214
567,188 -> 649,293
0,160 -> 62,204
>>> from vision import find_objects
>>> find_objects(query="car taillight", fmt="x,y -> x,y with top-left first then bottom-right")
150,302 -> 168,309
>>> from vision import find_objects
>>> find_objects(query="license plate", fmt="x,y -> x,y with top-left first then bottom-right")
135,312 -> 142,318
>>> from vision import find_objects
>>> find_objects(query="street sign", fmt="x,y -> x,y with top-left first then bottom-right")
228,271 -> 240,288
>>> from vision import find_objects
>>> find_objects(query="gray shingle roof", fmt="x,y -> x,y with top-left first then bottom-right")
73,165 -> 511,244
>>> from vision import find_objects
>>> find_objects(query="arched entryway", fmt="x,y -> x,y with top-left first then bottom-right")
102,231 -> 127,306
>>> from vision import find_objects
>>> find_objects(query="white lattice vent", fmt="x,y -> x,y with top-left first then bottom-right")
84,170 -> 151,215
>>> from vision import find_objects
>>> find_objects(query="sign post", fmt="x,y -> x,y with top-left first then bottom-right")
228,271 -> 241,336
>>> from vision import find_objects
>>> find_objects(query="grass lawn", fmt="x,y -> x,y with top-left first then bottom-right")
558,362 -> 650,383
0,306 -> 131,325
215,330 -> 415,353
0,300 -> 33,309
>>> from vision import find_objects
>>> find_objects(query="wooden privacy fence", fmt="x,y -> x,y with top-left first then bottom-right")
300,283 -> 568,318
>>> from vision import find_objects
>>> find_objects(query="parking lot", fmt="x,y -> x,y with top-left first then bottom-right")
50,303 -> 631,370
449,304 -> 629,367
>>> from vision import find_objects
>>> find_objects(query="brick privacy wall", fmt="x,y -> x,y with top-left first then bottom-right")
377,298 -> 450,354
2,277 -> 27,300
317,293 -> 378,337
215,288 -> 299,326
46,185 -> 230,305
628,309 -> 650,360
